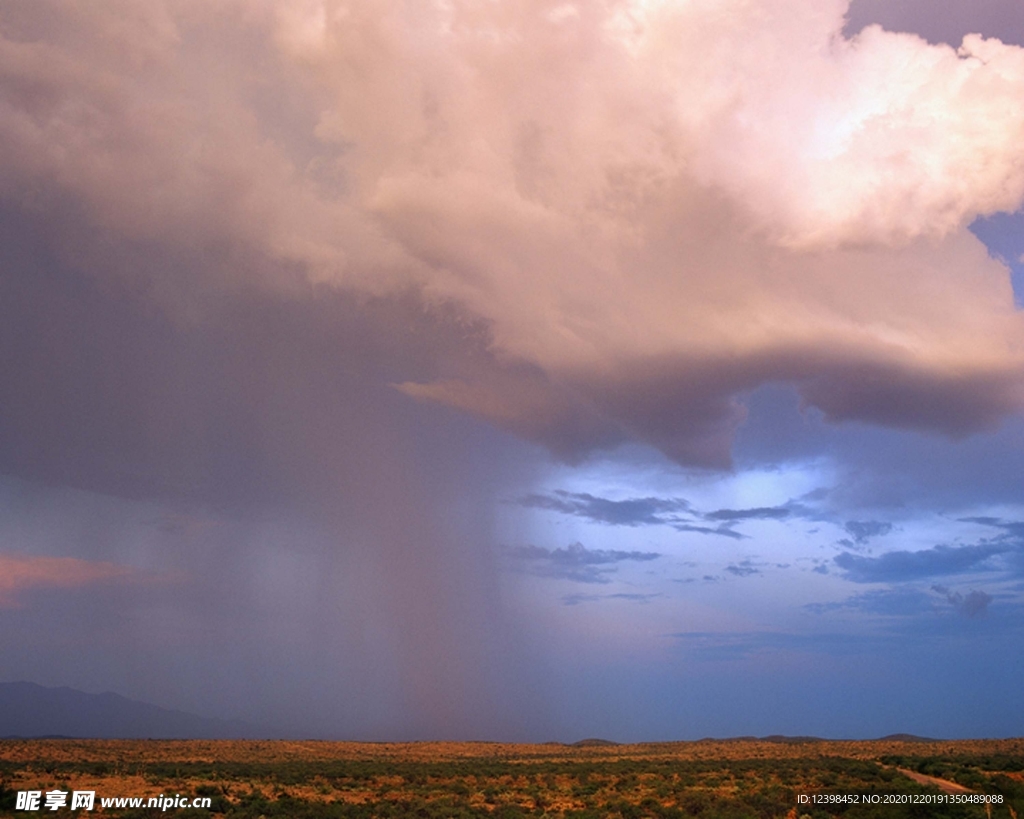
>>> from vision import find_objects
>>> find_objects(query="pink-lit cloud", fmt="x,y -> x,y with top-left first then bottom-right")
2,0 -> 1024,466
0,553 -> 135,608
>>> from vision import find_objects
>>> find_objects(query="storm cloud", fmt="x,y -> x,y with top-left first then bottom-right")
2,0 -> 1024,470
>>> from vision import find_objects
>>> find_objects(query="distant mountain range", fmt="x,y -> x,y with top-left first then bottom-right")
1,682 -> 942,742
0,682 -> 267,739
693,734 -> 939,744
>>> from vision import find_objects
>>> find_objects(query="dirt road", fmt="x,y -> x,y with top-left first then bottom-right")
896,767 -> 973,794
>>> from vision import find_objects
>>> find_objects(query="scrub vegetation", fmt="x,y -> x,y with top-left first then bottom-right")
1,738 -> 1021,818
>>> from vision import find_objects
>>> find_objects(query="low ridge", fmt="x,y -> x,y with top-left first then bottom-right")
0,681 -> 265,740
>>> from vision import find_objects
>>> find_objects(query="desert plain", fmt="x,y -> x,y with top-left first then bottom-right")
1,737 -> 1022,818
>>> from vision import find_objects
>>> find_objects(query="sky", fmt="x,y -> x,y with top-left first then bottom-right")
1,0 -> 1023,742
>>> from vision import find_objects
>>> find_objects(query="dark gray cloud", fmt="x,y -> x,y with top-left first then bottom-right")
506,542 -> 661,585
844,520 -> 893,544
698,501 -> 813,527
932,586 -> 994,618
705,506 -> 792,522
806,587 -> 935,617
517,489 -> 809,539
959,517 -> 1024,538
725,560 -> 762,577
672,524 -> 745,539
834,543 -> 1011,583
807,585 -> 996,621
562,592 -> 661,606
516,490 -> 691,527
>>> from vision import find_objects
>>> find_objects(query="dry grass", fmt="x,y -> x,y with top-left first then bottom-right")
2,738 -> 1022,817
2,737 -> 1022,765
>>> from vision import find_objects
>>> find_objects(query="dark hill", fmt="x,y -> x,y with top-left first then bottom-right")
0,681 -> 265,739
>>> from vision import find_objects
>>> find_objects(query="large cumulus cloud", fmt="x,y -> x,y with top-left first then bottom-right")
2,0 -> 1024,470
